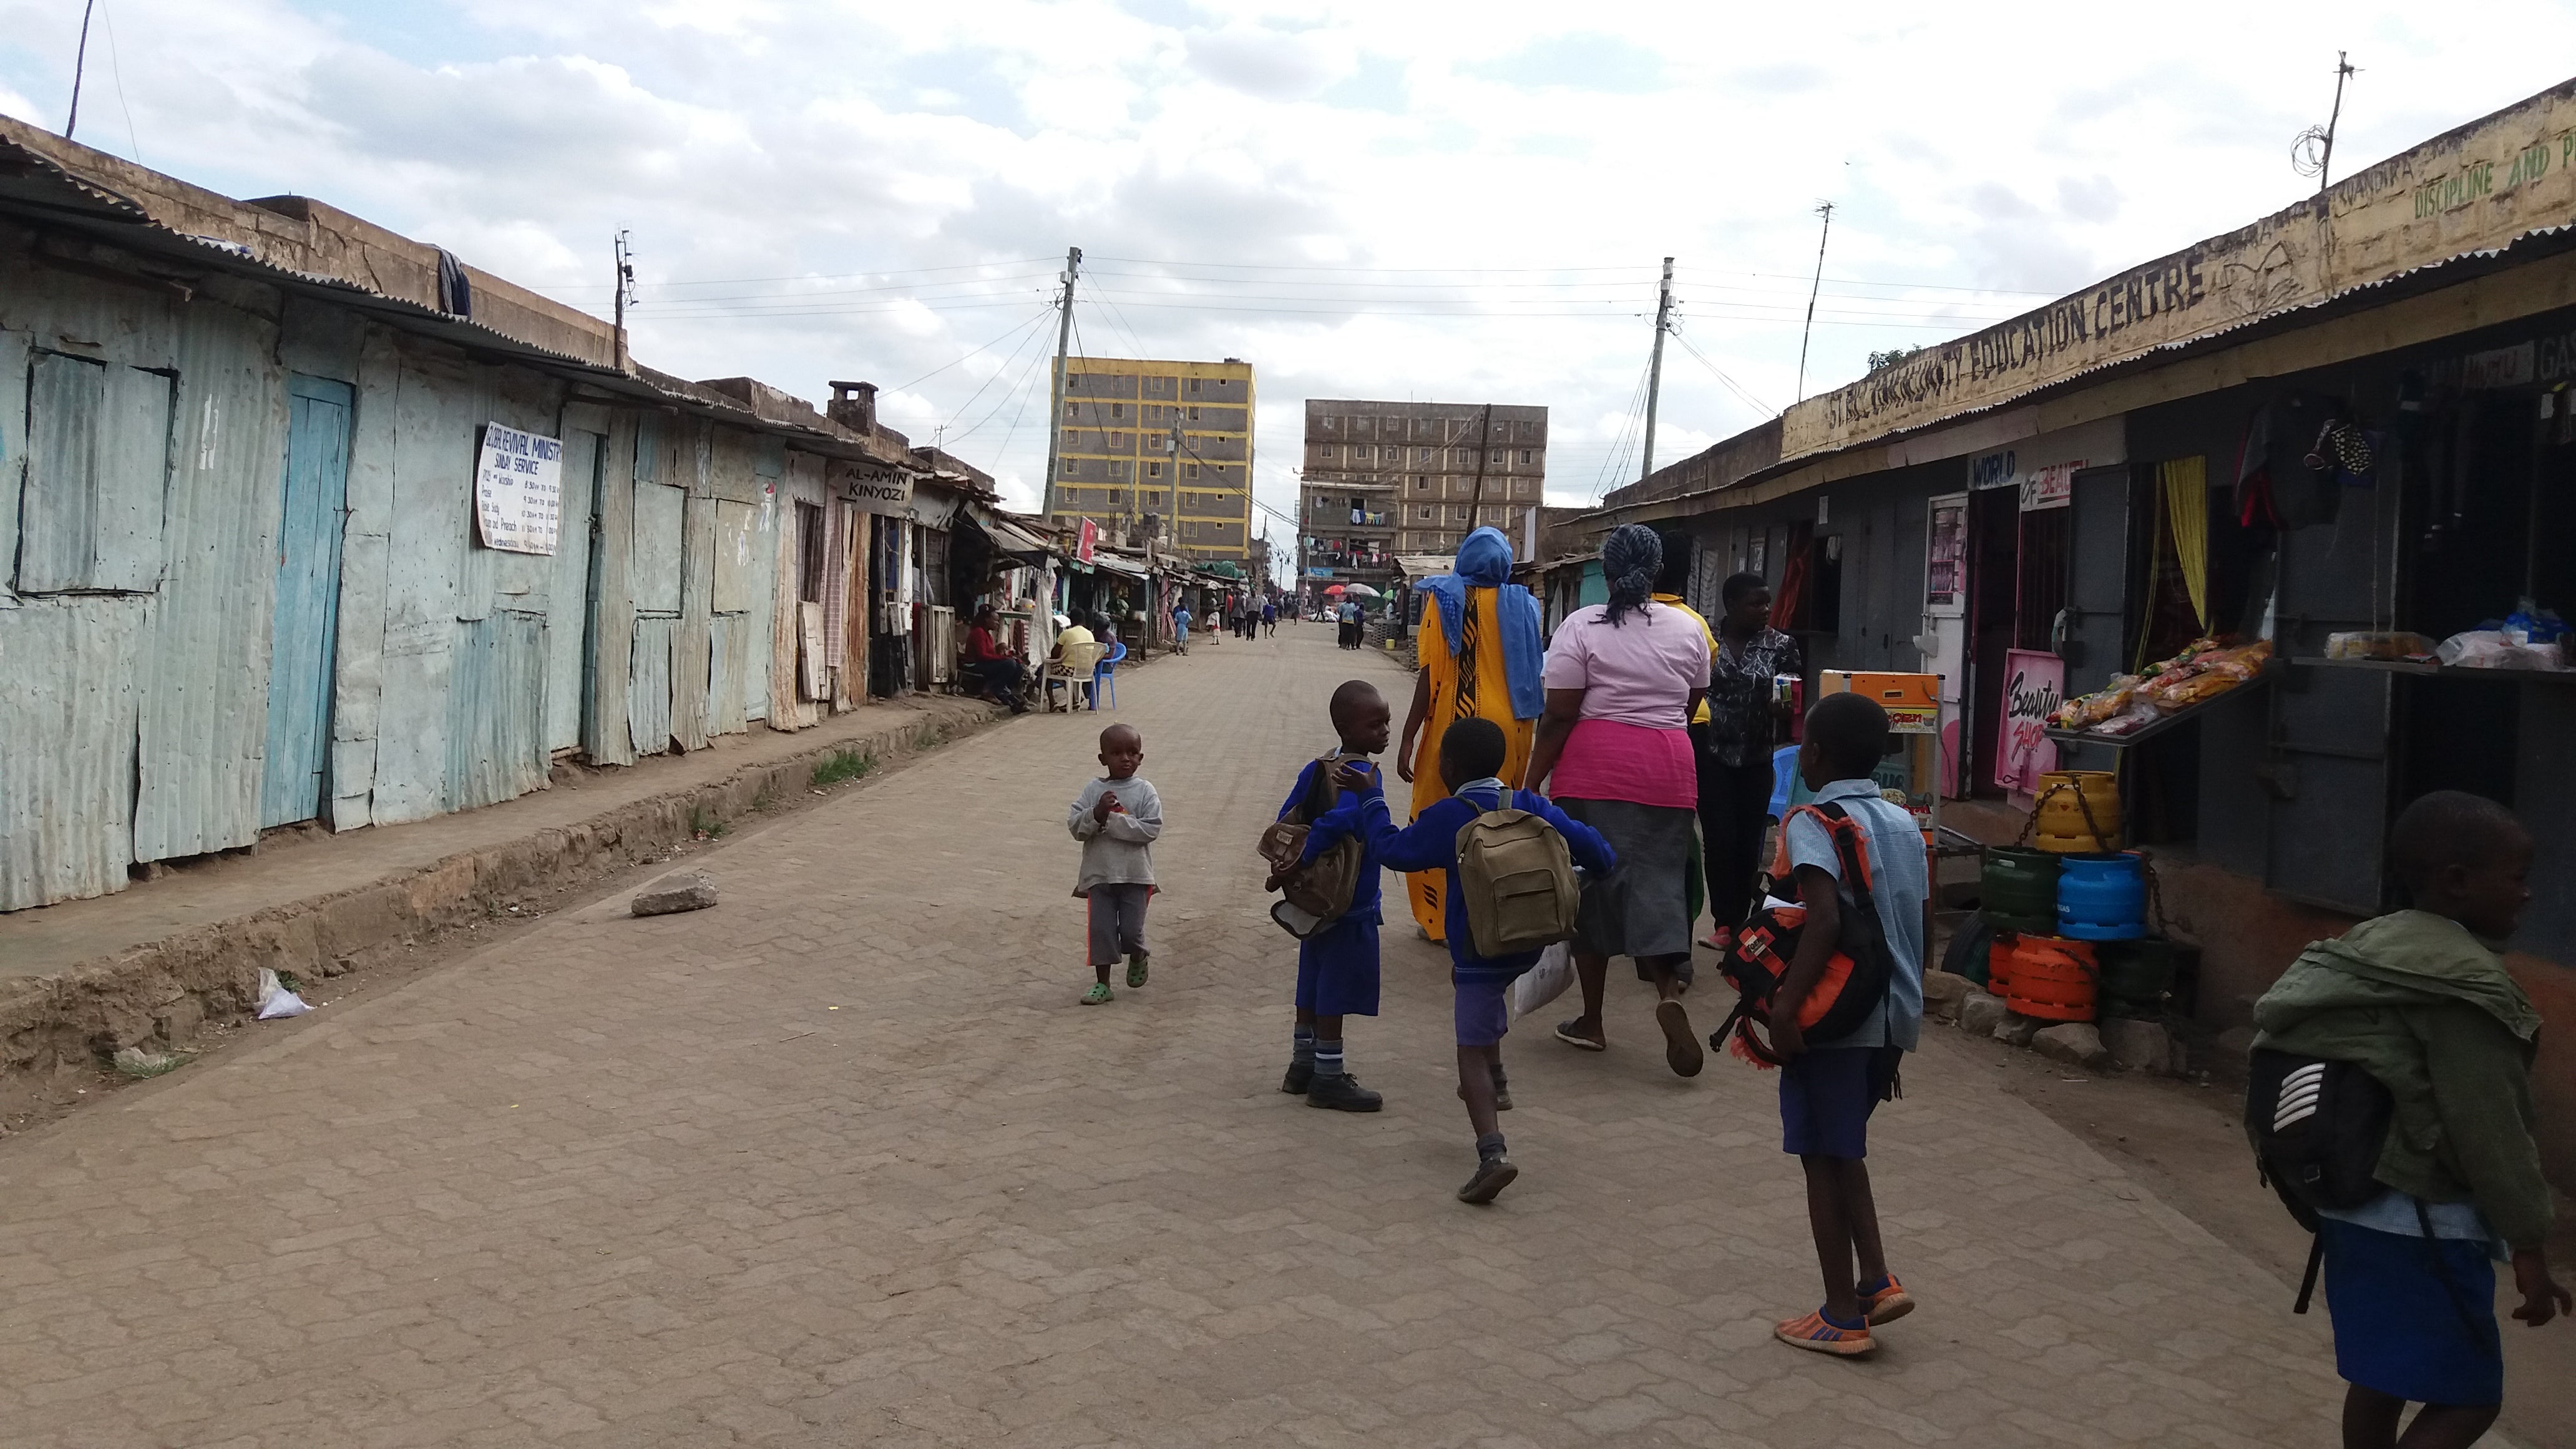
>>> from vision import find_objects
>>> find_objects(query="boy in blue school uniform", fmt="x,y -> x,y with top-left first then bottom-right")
1273,680 -> 1394,1112
1767,690 -> 1930,1357
1314,717 -> 1615,1203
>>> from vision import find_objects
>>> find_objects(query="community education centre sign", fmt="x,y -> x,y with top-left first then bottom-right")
1783,79 -> 2576,461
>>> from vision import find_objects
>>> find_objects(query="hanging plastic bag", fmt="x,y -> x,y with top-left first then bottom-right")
255,967 -> 311,1020
1510,943 -> 1574,1020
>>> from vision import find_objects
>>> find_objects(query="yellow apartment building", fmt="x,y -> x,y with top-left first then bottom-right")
1042,356 -> 1256,565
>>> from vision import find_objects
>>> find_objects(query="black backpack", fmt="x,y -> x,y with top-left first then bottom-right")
2243,1046 -> 2488,1349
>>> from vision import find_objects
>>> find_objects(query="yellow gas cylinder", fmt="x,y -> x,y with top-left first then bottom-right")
2031,770 -> 2122,853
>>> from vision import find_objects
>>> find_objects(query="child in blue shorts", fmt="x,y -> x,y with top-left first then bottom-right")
1767,691 -> 1929,1357
1318,717 -> 1613,1203
1272,681 -> 1393,1112
2253,791 -> 2566,1449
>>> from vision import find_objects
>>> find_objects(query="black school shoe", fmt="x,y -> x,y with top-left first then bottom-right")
1305,1074 -> 1384,1112
1281,1060 -> 1313,1095
1458,1156 -> 1519,1204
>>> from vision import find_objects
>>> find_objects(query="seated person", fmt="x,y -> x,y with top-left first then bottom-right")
960,605 -> 1028,714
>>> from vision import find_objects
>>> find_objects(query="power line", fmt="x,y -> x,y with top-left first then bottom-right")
881,303 -> 1060,397
1671,331 -> 1778,418
533,255 -> 1062,290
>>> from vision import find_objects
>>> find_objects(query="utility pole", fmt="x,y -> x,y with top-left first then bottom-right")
1038,246 -> 1082,520
1466,402 -> 1495,535
1640,256 -> 1674,482
612,230 -> 635,373
1796,202 -> 1834,402
2320,52 -> 2358,192
65,0 -> 97,140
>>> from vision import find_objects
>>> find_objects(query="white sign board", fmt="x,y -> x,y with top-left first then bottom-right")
1966,416 -> 2125,514
474,422 -> 564,554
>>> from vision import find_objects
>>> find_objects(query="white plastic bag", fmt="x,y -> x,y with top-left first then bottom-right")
1510,942 -> 1574,1020
255,967 -> 311,1020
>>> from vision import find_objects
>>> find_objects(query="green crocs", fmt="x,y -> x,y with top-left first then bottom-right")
1126,952 -> 1150,989
1080,983 -> 1114,1005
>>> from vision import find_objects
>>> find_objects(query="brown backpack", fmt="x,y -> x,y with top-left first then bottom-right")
1451,795 -> 1581,958
1258,753 -> 1365,937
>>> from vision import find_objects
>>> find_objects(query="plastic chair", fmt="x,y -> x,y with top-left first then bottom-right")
1767,742 -> 1800,819
1044,642 -> 1105,712
1091,641 -> 1126,710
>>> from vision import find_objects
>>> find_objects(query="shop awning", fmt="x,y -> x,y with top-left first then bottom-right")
1090,552 -> 1152,580
970,511 -> 1059,564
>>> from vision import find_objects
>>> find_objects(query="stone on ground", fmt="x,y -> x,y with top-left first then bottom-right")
630,870 -> 718,916
1959,987 -> 2009,1037
2033,1021 -> 2111,1069
1993,1009 -> 2044,1046
1921,968 -> 1971,1022
2102,1017 -> 2176,1073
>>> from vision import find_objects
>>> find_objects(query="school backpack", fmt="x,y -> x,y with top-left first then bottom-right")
1257,753 -> 1365,938
1451,791 -> 1581,958
2243,1048 -> 2403,1312
1708,801 -> 1895,1068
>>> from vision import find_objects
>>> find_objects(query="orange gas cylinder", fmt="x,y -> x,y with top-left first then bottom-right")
2001,935 -> 2098,1022
1987,934 -> 2017,1001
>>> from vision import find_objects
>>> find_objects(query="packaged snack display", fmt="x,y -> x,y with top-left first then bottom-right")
2323,630 -> 2436,661
2051,638 -> 2271,736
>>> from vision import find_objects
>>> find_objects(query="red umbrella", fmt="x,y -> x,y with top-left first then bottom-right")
1324,584 -> 1348,595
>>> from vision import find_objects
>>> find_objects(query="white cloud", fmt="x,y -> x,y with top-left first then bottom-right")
0,0 -> 2567,521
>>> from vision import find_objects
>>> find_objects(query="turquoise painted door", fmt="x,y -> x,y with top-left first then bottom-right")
260,375 -> 354,827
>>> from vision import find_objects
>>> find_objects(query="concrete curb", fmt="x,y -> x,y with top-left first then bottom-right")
0,695 -> 1003,1098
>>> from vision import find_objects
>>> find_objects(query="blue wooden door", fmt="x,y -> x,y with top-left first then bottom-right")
260,375 -> 354,827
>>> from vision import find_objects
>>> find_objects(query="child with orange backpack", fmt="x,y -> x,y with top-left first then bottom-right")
1727,690 -> 1930,1357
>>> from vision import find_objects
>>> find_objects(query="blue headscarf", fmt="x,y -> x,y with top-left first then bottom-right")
1416,526 -> 1547,720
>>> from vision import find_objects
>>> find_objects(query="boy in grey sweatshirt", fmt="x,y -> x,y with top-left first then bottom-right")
1068,723 -> 1163,1005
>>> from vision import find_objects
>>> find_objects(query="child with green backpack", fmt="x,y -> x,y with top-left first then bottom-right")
1311,717 -> 1613,1203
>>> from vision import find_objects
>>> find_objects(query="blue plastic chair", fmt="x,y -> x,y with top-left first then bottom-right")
1767,742 -> 1800,819
1091,641 -> 1126,709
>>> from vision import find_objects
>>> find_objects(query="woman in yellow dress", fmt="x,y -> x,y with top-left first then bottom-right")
1396,526 -> 1548,943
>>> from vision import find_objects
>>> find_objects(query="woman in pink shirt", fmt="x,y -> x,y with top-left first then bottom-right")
1524,524 -> 1711,1075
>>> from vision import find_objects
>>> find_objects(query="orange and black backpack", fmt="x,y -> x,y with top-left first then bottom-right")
1709,801 -> 1895,1067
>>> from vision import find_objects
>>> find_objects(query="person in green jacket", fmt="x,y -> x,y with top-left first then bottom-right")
2252,790 -> 2569,1449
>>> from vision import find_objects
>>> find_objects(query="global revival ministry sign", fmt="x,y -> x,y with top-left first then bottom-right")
474,422 -> 563,555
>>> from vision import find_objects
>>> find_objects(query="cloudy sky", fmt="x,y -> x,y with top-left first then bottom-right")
3,2 -> 2569,535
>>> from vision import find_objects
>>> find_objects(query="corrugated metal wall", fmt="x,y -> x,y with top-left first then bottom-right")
1,245 -> 866,912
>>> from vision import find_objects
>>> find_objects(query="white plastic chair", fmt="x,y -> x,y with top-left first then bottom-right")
1044,641 -> 1106,712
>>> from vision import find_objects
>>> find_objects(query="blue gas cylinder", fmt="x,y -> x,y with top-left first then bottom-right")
2056,852 -> 2146,940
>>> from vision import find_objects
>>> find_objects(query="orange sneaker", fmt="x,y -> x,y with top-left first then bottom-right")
1860,1275 -> 1914,1325
1774,1308 -> 1874,1357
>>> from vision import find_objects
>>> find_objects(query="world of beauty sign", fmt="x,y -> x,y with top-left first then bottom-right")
475,422 -> 564,555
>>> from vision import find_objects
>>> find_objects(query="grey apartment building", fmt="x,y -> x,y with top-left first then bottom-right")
1299,399 -> 1547,598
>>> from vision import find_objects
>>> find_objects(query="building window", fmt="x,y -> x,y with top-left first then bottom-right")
1061,429 -> 1078,447
1111,461 -> 1130,481
1520,449 -> 1534,464
1186,462 -> 1200,479
1188,378 -> 1203,394
1146,461 -> 1163,478
1418,504 -> 1435,520
1413,476 -> 1430,492
1063,401 -> 1076,419
1110,402 -> 1124,420
1110,432 -> 1128,449
1060,458 -> 1075,476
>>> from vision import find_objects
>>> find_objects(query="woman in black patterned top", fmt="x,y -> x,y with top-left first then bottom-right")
1695,572 -> 1800,952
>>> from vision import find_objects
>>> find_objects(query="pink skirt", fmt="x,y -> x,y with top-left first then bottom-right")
1548,718 -> 1697,809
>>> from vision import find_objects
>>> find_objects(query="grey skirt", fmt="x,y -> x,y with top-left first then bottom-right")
1556,797 -> 1696,965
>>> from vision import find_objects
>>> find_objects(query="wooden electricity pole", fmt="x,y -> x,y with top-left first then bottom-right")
1796,203 -> 1834,402
1039,246 -> 1082,519
1641,256 -> 1674,482
1466,402 -> 1495,536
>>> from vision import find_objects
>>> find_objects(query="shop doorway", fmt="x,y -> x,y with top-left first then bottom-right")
1921,492 -> 1968,795
1964,485 -> 2019,796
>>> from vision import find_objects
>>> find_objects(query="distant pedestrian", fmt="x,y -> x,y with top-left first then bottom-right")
1325,718 -> 1613,1203
2252,791 -> 2566,1448
1767,691 -> 1930,1359
1262,599 -> 1277,635
1337,597 -> 1362,649
1066,723 -> 1162,1005
1265,681 -> 1393,1113
1171,603 -> 1192,654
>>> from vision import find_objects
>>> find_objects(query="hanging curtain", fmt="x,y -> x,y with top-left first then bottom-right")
2160,456 -> 2209,631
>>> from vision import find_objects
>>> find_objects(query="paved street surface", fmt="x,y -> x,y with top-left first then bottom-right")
1,623 -> 2355,1447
